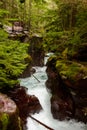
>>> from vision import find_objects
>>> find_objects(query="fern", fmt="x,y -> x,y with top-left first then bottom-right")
0,29 -> 31,89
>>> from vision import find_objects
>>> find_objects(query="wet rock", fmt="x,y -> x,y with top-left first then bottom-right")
46,56 -> 87,123
20,64 -> 31,78
27,95 -> 42,114
64,78 -> 87,92
75,107 -> 87,123
28,35 -> 44,66
51,95 -> 74,120
46,61 -> 74,120
30,67 -> 36,74
20,55 -> 32,78
62,70 -> 87,122
0,93 -> 22,130
7,85 -> 42,124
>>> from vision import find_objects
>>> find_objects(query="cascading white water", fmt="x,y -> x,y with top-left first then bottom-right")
20,56 -> 87,130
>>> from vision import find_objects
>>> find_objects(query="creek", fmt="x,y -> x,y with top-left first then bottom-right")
20,56 -> 87,130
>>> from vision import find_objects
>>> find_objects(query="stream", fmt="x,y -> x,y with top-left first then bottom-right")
20,56 -> 87,130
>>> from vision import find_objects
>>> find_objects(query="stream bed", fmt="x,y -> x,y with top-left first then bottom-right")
20,65 -> 87,130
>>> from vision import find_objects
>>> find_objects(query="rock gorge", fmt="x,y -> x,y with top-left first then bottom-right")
46,46 -> 87,123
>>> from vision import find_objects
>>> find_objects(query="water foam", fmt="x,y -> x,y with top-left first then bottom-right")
20,66 -> 86,130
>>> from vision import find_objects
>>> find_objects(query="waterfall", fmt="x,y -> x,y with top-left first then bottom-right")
20,56 -> 87,130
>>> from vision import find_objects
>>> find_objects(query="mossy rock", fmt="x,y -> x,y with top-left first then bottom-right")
0,93 -> 22,130
0,113 -> 9,130
56,60 -> 87,83
47,55 -> 87,83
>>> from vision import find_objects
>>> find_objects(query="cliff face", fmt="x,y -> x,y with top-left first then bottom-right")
46,54 -> 87,123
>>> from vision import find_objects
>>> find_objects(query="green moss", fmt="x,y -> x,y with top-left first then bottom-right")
48,55 -> 57,62
62,48 -> 68,59
56,60 -> 87,82
18,117 -> 22,130
0,113 -> 9,130
0,113 -> 23,130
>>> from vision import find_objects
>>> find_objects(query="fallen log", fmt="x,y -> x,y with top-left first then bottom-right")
32,74 -> 40,83
29,114 -> 54,130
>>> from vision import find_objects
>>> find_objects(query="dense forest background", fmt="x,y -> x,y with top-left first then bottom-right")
0,0 -> 87,129
0,0 -> 87,88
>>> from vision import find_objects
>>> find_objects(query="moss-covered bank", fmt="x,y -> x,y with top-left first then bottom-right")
46,54 -> 87,122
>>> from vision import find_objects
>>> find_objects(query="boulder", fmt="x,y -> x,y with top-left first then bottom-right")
51,95 -> 74,120
7,85 -> 42,124
20,64 -> 31,78
0,93 -> 22,130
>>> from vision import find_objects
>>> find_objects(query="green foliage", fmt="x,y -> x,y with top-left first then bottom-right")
0,29 -> 30,89
0,1 -> 9,24
43,30 -> 69,53
34,0 -> 46,4
56,60 -> 87,82
66,22 -> 87,58
0,9 -> 9,18
0,9 -> 9,24
8,18 -> 19,23
18,117 -> 22,130
28,0 -> 47,34
46,0 -> 87,84
76,1 -> 87,27
43,0 -> 87,53
0,29 -> 8,40
47,49 -> 87,83
0,113 -> 9,130
62,48 -> 68,59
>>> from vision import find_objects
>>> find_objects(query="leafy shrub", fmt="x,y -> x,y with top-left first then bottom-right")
0,29 -> 31,89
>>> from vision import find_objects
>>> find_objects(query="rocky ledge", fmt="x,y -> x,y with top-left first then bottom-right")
46,55 -> 87,123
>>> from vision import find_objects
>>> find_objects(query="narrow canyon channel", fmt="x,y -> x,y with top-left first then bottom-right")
20,56 -> 87,130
